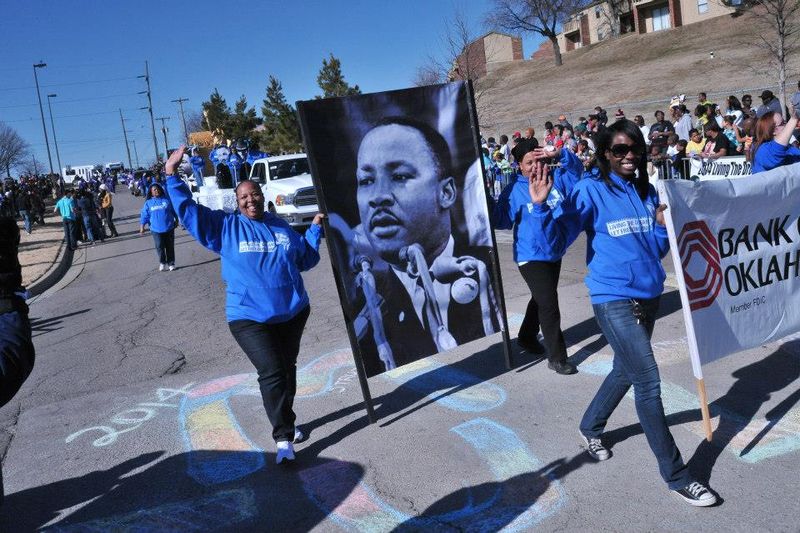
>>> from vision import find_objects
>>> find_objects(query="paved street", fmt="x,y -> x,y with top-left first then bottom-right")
1,192 -> 798,532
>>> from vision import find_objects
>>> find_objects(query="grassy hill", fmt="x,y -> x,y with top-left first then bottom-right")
477,10 -> 800,135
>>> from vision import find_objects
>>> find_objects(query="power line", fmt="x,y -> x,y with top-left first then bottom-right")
0,75 -> 141,92
0,92 -> 140,109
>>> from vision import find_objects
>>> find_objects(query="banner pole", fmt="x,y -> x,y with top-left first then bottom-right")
464,80 -> 514,369
695,378 -> 713,441
657,181 -> 712,441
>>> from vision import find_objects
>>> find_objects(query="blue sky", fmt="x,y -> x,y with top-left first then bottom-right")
1,0 -> 542,172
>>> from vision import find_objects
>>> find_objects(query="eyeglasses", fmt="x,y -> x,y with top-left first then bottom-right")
609,143 -> 644,158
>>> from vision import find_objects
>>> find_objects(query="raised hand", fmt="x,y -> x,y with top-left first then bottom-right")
165,145 -> 187,175
528,161 -> 553,205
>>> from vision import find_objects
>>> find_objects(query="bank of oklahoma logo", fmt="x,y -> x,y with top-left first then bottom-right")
678,220 -> 722,310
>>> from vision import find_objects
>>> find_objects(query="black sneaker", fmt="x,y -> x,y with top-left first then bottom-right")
672,481 -> 717,507
548,360 -> 578,375
517,337 -> 546,355
581,433 -> 611,461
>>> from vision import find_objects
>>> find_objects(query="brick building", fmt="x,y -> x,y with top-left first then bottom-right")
450,32 -> 524,80
557,0 -> 739,53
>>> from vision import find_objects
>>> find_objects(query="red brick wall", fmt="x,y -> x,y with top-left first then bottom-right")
512,37 -> 523,60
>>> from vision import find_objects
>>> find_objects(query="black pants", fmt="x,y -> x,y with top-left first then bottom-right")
102,206 -> 118,237
518,260 -> 567,364
229,305 -> 310,442
0,302 -> 35,505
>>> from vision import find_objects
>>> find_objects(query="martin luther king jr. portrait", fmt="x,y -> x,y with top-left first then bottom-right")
298,82 -> 503,377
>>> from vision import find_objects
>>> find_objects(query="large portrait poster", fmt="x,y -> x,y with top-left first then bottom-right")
298,82 -> 505,378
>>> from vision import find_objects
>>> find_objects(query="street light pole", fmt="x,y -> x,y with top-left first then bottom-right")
119,109 -> 133,169
171,97 -> 190,144
46,94 -> 63,174
33,62 -> 53,174
138,61 -> 160,163
156,117 -> 170,156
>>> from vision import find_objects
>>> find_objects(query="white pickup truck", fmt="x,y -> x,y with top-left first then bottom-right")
249,154 -> 319,227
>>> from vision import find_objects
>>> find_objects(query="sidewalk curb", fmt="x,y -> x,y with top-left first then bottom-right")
26,239 -> 73,298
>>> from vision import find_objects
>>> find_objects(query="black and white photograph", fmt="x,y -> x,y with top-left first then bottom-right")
298,82 -> 504,377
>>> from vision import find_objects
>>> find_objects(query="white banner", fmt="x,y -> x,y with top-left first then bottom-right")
688,155 -> 751,181
659,163 -> 800,379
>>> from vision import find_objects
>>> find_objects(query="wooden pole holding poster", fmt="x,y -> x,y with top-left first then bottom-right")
657,181 -> 713,441
464,80 -> 515,370
295,100 -> 377,424
696,379 -> 713,442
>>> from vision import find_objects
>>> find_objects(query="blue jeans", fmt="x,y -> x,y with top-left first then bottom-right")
152,230 -> 175,265
62,219 -> 77,250
19,210 -> 31,234
82,215 -> 95,242
580,297 -> 690,489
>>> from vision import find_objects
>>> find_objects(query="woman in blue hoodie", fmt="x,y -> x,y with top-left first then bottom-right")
528,120 -> 718,507
139,183 -> 177,271
494,146 -> 582,375
164,146 -> 323,464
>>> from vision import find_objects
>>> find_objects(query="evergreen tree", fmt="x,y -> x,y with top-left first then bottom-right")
261,75 -> 302,154
201,89 -> 231,136
316,53 -> 361,98
226,96 -> 260,141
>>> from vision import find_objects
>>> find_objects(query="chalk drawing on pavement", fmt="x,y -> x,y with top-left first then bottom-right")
300,418 -> 564,532
65,384 -> 194,447
384,358 -> 506,413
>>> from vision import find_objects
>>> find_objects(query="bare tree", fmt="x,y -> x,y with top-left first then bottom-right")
413,7 -> 503,126
598,0 -> 633,39
412,61 -> 445,87
15,155 -> 42,176
185,109 -> 206,135
0,122 -> 30,177
724,0 -> 800,113
489,0 -> 584,67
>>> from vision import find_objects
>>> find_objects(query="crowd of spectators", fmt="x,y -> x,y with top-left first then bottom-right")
482,86 -> 800,189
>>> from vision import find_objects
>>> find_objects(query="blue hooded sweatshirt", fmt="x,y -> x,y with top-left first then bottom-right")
140,184 -> 176,233
532,172 -> 669,303
493,148 -> 583,263
165,175 -> 321,323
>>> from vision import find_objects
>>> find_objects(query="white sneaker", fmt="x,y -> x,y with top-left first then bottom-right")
168,265 -> 175,271
293,428 -> 304,443
276,441 -> 295,464
158,263 -> 166,271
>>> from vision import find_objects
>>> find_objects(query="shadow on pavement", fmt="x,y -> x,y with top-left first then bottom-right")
30,309 -> 91,338
392,454 -> 590,531
688,340 -> 800,484
0,450 -> 364,532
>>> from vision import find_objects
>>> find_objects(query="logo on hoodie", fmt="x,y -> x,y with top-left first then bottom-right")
678,220 -> 722,310
238,233 -> 291,254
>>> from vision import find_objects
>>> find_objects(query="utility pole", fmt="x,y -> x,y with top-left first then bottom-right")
156,117 -> 171,157
119,109 -> 133,169
138,61 -> 160,162
46,94 -> 63,174
33,62 -> 53,173
171,97 -> 190,144
132,140 -> 140,168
